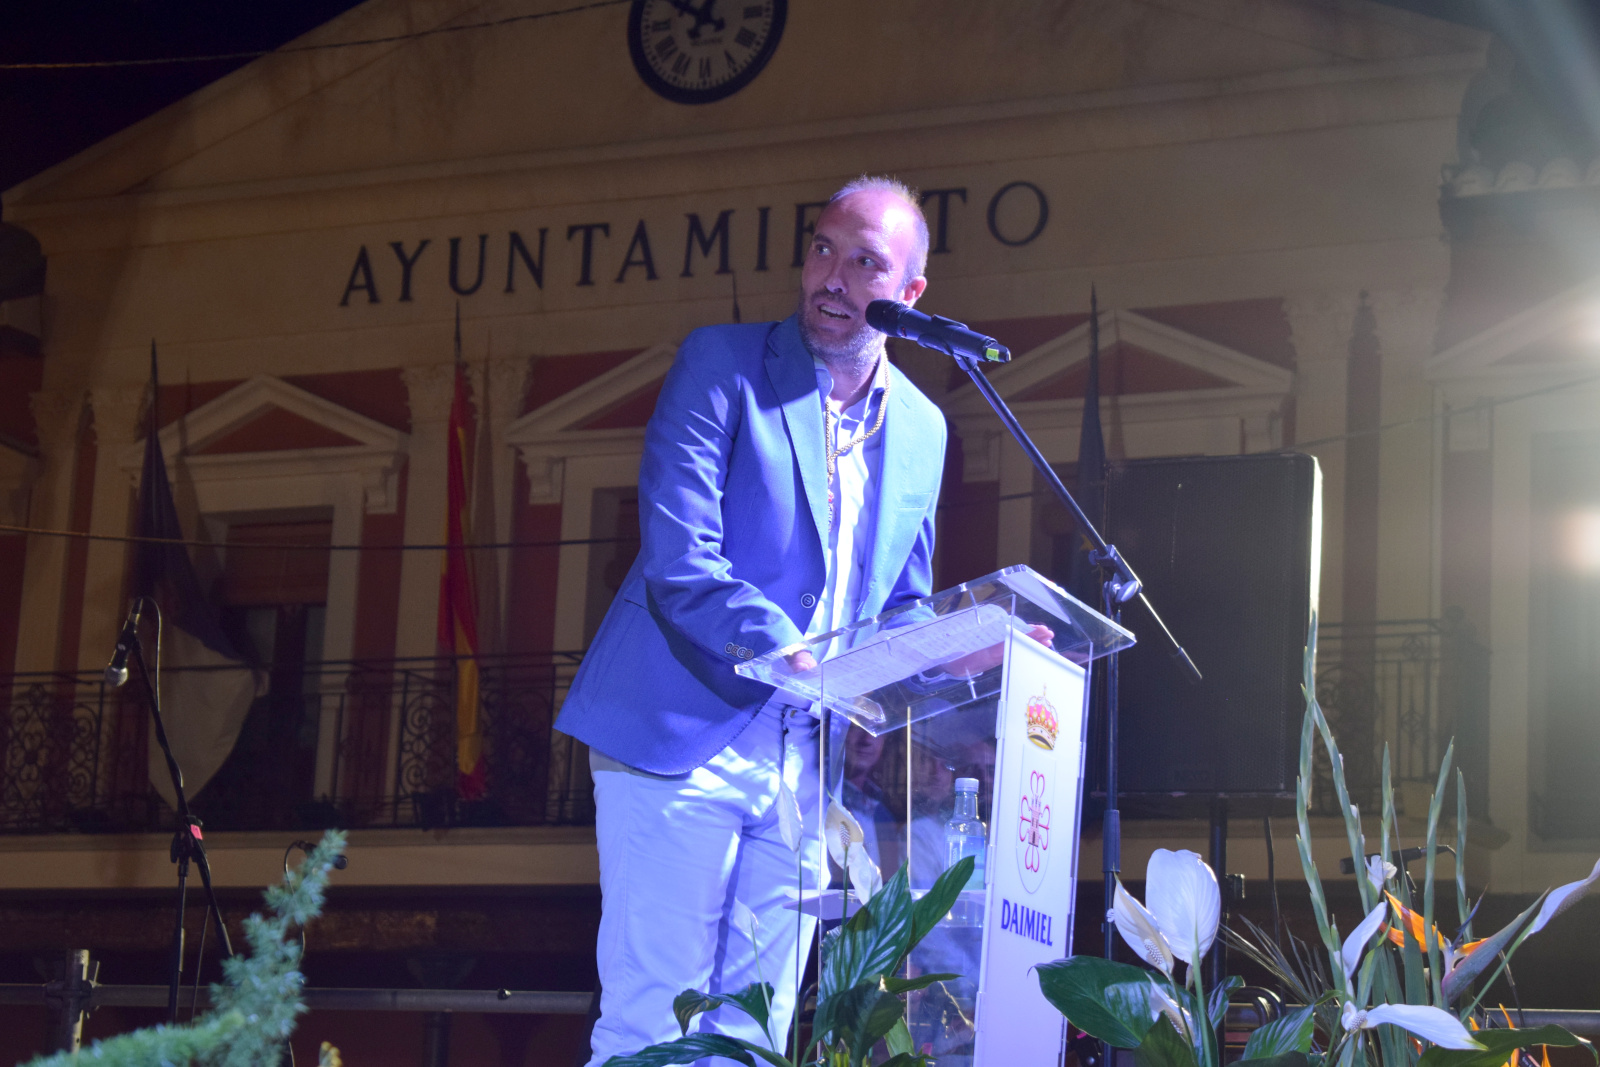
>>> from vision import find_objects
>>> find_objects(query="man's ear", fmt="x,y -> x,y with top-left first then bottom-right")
899,275 -> 928,306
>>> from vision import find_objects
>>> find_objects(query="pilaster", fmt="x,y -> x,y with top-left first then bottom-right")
1370,288 -> 1446,623
12,390 -> 86,672
396,363 -> 458,659
76,387 -> 148,671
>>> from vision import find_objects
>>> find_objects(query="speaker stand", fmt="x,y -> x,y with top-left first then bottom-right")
1207,796 -> 1229,988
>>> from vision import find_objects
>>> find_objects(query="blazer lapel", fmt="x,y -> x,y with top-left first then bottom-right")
867,364 -> 929,605
766,317 -> 829,545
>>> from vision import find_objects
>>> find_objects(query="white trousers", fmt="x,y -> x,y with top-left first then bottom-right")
585,708 -> 823,1067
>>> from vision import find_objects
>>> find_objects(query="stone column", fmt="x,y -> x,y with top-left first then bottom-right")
1285,292 -> 1362,626
12,390 -> 86,673
1370,289 -> 1446,624
77,387 -> 147,671
396,364 -> 457,660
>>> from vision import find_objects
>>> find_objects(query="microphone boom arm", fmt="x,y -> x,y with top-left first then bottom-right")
950,352 -> 1201,682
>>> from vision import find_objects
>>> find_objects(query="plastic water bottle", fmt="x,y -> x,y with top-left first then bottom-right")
944,777 -> 987,897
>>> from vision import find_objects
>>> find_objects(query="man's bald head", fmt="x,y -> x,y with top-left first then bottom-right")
827,176 -> 929,285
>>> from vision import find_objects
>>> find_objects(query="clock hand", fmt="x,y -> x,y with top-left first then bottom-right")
693,0 -> 726,35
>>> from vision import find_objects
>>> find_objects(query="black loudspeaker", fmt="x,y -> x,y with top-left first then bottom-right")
1104,452 -> 1320,796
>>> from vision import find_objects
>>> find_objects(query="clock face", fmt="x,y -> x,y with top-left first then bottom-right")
627,0 -> 787,105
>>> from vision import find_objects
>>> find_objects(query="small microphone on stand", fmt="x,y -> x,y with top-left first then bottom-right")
865,300 -> 1012,363
104,600 -> 144,688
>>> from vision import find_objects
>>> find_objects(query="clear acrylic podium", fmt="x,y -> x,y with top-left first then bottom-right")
738,565 -> 1133,1066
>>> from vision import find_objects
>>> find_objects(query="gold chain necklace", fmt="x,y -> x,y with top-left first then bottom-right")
824,371 -> 890,528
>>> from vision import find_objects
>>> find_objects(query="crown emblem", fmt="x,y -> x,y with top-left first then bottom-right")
1026,690 -> 1058,751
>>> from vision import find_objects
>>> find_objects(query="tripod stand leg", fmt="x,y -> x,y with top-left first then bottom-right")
167,851 -> 190,1023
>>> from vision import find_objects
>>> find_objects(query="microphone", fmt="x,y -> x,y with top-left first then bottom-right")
104,600 -> 144,688
865,300 -> 1011,364
1338,844 -> 1454,875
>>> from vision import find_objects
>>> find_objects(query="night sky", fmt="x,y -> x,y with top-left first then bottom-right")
2,0 -> 1600,210
0,0 -> 364,207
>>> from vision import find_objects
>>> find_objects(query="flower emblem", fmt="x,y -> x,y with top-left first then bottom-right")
1018,770 -> 1051,873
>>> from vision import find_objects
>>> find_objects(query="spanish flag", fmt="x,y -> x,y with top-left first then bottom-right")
439,346 -> 485,800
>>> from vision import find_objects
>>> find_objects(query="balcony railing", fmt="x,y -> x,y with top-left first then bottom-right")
3,615 -> 1491,834
0,653 -> 591,836
1312,611 -> 1489,819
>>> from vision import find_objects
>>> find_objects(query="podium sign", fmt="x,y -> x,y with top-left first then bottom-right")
978,630 -> 1088,1065
739,566 -> 1131,1066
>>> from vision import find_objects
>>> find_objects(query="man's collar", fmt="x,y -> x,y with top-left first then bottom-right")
813,350 -> 890,408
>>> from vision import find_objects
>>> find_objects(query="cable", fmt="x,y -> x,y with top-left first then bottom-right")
0,0 -> 630,71
1264,814 -> 1282,947
0,522 -> 638,552
190,904 -> 209,1021
11,357 -> 1594,554
1292,370 -> 1600,451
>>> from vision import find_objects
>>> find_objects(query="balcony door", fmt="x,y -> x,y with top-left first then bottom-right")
192,518 -> 332,830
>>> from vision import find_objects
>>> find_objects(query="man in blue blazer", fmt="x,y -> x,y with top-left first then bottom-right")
559,177 -> 948,1066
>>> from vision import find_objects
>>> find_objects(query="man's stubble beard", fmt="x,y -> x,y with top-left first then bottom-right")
796,296 -> 887,379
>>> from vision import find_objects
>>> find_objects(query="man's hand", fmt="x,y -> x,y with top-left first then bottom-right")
785,649 -> 818,674
939,623 -> 1054,678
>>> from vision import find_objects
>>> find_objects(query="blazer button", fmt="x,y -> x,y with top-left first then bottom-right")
800,593 -> 817,609
725,642 -> 737,655
740,647 -> 754,660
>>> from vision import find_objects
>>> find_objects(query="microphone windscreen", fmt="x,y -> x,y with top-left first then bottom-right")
865,300 -> 905,335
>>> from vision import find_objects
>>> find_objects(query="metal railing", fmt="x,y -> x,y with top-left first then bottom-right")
0,653 -> 592,835
1312,611 -> 1489,818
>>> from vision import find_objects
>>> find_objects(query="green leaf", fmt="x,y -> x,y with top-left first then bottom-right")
815,976 -> 903,1058
884,1017 -> 915,1057
670,984 -> 773,1038
1035,956 -> 1158,1048
821,865 -> 914,1003
1236,1054 -> 1314,1067
1402,914 -> 1427,1007
1135,1017 -> 1202,1067
1242,1007 -> 1318,1059
854,985 -> 908,1060
1422,738 -> 1456,1006
600,1032 -> 759,1067
1208,975 -> 1243,1032
1416,1026 -> 1596,1067
878,1055 -> 931,1067
909,856 -> 976,952
883,972 -> 960,995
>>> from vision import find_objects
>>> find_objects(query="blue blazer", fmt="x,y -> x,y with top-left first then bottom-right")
554,315 -> 948,774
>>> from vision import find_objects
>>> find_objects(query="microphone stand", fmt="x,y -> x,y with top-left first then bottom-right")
121,600 -> 235,1022
946,354 -> 1201,980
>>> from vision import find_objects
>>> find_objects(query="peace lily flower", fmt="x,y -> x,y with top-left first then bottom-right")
1149,983 -> 1194,1036
1340,1001 -> 1483,1050
1111,849 -> 1221,978
825,798 -> 882,905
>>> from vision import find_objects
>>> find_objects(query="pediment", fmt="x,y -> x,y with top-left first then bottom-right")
121,375 -> 408,512
946,309 -> 1292,419
151,375 -> 405,457
1428,275 -> 1600,381
504,343 -> 676,503
5,0 -> 1484,211
506,344 -> 676,441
